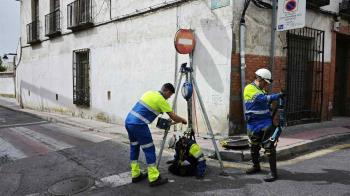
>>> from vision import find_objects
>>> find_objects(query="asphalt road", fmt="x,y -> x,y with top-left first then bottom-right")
0,107 -> 349,196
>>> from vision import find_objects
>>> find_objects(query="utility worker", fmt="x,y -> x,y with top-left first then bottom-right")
244,68 -> 284,182
125,83 -> 187,187
167,131 -> 206,179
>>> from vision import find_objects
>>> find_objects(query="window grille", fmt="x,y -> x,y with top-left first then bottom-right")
73,49 -> 90,107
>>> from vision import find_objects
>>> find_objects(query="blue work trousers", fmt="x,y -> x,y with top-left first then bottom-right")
125,123 -> 156,165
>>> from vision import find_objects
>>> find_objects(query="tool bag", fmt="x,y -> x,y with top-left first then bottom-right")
156,116 -> 172,130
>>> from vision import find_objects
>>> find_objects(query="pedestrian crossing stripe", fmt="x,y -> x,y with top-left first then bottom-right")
10,127 -> 73,151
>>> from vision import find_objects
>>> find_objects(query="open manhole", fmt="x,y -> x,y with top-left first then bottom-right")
220,136 -> 250,150
48,176 -> 95,195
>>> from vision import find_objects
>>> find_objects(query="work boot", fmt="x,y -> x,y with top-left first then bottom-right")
132,172 -> 148,183
245,165 -> 261,175
246,145 -> 261,175
264,149 -> 277,182
263,172 -> 277,182
149,176 -> 168,187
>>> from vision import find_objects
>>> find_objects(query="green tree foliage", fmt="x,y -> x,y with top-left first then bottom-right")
0,58 -> 7,72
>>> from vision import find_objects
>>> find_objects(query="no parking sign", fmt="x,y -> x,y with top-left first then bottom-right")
277,0 -> 306,31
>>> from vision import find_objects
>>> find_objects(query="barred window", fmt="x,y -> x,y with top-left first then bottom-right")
73,49 -> 90,107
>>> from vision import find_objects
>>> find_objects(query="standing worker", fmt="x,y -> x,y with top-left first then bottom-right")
244,68 -> 284,182
125,83 -> 187,187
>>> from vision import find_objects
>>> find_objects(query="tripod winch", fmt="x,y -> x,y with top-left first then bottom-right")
156,62 -> 227,175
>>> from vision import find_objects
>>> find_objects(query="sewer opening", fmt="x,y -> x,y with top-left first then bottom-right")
48,176 -> 95,195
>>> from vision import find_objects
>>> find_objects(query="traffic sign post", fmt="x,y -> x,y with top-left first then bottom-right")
277,0 -> 306,31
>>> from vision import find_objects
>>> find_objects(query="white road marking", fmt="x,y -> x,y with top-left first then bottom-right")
0,137 -> 27,160
26,171 -> 133,196
10,127 -> 73,151
95,171 -> 132,188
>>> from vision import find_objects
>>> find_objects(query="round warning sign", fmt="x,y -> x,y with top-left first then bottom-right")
285,0 -> 297,12
174,29 -> 195,54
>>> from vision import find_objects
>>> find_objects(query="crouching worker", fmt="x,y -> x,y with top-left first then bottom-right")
125,83 -> 187,187
167,132 -> 206,179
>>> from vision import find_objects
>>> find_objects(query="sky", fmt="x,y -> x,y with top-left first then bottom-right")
0,0 -> 20,58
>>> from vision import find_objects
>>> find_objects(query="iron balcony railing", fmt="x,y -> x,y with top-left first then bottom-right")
67,0 -> 93,31
45,9 -> 61,37
340,0 -> 350,15
307,0 -> 330,8
26,20 -> 40,44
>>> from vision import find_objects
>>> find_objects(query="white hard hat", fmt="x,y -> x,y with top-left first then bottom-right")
168,132 -> 183,149
255,68 -> 272,83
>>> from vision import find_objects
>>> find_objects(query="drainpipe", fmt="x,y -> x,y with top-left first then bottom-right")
269,0 -> 277,92
109,0 -> 112,20
239,0 -> 251,131
239,20 -> 247,129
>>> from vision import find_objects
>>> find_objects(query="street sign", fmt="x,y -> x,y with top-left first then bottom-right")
277,0 -> 306,31
211,0 -> 230,10
174,29 -> 195,54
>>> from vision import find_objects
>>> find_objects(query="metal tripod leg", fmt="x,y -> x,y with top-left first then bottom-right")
156,127 -> 170,169
192,79 -> 227,175
156,72 -> 184,169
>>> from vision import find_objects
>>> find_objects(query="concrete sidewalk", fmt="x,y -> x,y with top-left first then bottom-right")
1,96 -> 350,163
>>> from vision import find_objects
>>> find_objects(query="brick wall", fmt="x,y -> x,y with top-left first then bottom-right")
229,52 -> 335,134
229,53 -> 286,134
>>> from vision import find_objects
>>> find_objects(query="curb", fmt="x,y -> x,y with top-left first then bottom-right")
202,132 -> 350,162
276,132 -> 350,161
0,105 -> 46,121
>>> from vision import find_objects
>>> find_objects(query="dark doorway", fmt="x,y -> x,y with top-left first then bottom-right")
286,27 -> 325,126
333,34 -> 350,116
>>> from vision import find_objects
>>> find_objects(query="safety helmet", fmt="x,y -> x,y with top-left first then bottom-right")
255,68 -> 272,84
168,129 -> 192,149
168,132 -> 183,149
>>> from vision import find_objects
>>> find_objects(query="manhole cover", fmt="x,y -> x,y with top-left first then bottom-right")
220,136 -> 250,150
48,176 -> 95,195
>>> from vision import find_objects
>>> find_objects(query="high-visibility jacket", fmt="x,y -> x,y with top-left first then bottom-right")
174,138 -> 206,177
125,91 -> 172,125
244,83 -> 280,133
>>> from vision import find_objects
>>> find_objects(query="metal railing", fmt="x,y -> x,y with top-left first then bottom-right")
45,9 -> 61,37
26,20 -> 40,44
285,27 -> 325,126
67,0 -> 93,30
340,0 -> 350,14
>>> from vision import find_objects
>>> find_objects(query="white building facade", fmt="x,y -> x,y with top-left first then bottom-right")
17,0 -> 350,135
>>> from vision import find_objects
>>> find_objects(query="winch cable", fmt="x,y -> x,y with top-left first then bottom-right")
192,90 -> 200,137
